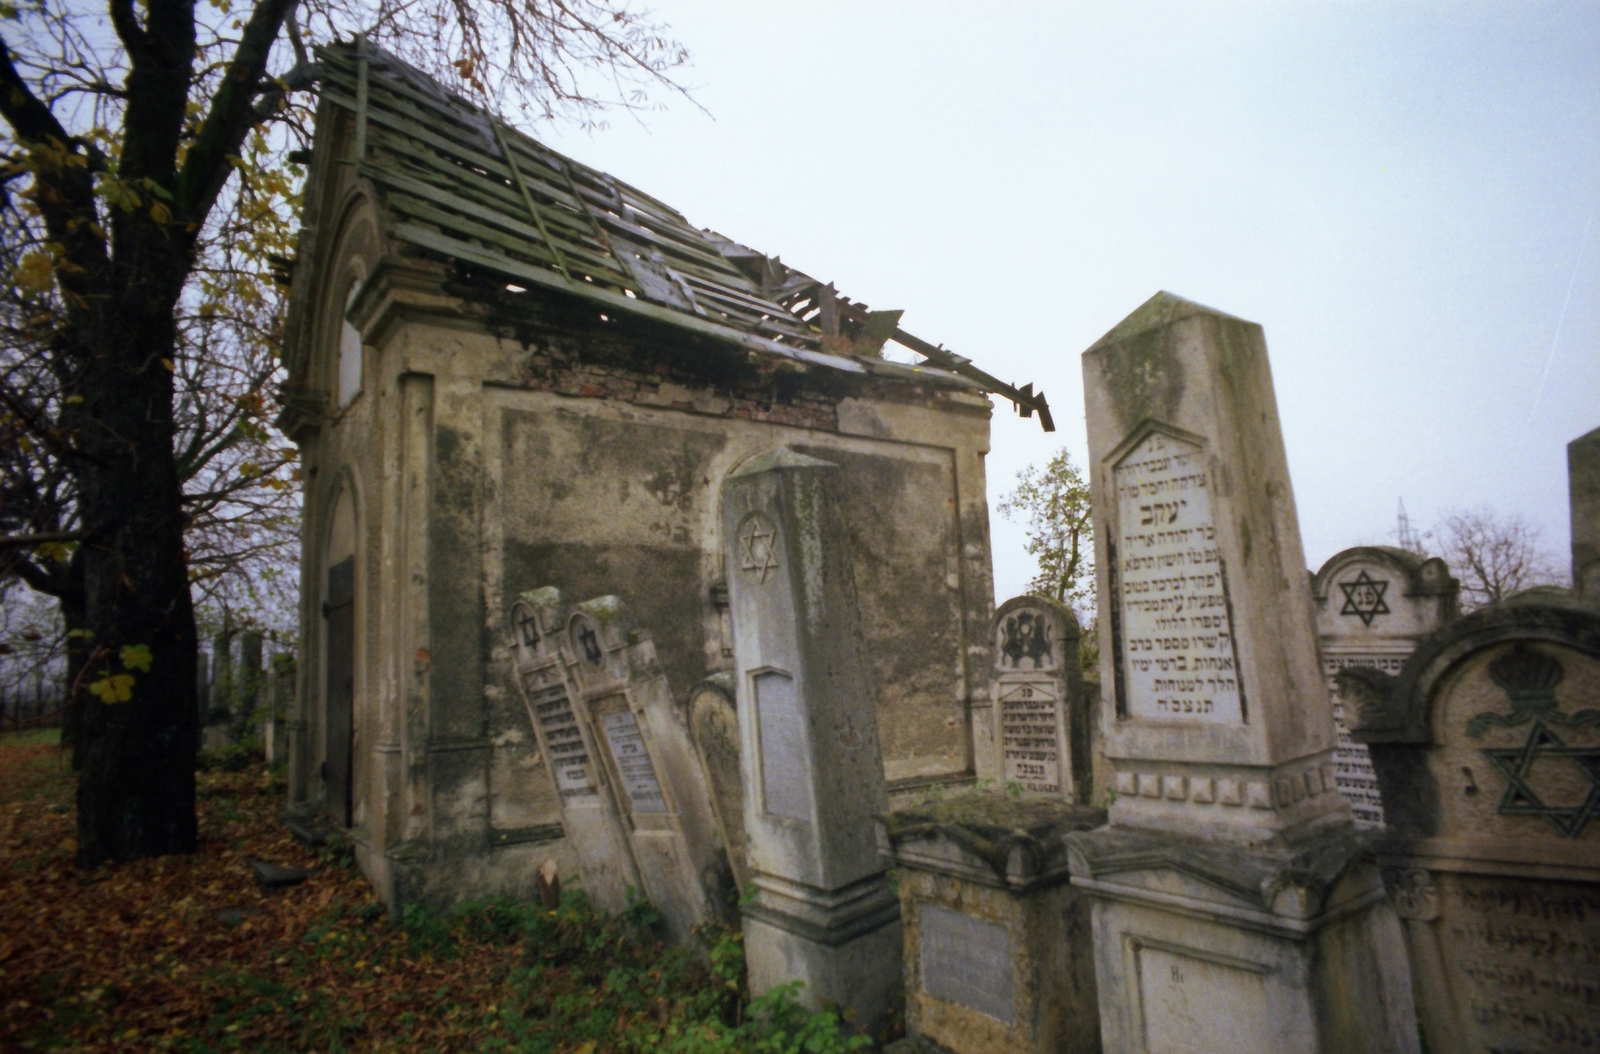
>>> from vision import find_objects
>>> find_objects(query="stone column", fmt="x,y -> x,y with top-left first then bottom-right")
1067,293 -> 1418,1053
1571,425 -> 1600,604
722,450 -> 902,1032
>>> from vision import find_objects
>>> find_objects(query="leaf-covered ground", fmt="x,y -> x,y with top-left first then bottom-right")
0,732 -> 873,1053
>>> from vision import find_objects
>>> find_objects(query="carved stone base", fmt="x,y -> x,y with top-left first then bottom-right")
1065,824 -> 1419,1054
742,872 -> 903,1036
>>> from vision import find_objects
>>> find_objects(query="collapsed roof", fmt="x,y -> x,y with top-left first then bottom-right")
310,40 -> 1053,430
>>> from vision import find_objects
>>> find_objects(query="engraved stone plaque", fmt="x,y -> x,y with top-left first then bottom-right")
600,708 -> 667,814
1137,945 -> 1271,1053
754,671 -> 810,822
523,671 -> 596,799
1000,680 -> 1061,794
1114,431 -> 1242,723
1440,874 -> 1600,1053
919,904 -> 1014,1025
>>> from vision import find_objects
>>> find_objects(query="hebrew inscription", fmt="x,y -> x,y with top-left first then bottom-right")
522,672 -> 596,799
1322,654 -> 1402,824
1114,432 -> 1242,723
600,709 -> 668,814
920,904 -> 1014,1025
1000,681 -> 1061,793
1440,875 -> 1600,1053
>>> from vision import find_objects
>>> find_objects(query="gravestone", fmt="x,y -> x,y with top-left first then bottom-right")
722,449 -> 902,1032
687,674 -> 750,892
883,796 -> 1106,1054
509,588 -> 643,915
1311,547 -> 1459,823
1066,293 -> 1418,1053
1342,435 -> 1600,1053
509,590 -> 731,938
992,596 -> 1089,802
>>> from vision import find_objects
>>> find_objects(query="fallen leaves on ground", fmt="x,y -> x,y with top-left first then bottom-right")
0,735 -> 878,1054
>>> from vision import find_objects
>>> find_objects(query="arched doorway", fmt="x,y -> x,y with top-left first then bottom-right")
323,487 -> 356,826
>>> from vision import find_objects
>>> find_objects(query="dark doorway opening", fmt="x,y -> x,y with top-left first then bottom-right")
323,556 -> 355,827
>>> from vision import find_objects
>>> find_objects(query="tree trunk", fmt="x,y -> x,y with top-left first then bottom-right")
71,304 -> 199,866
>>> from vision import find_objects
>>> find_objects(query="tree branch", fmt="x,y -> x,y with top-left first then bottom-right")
176,0 -> 297,243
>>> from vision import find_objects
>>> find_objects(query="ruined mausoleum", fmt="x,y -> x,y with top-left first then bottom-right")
274,42 -> 1051,909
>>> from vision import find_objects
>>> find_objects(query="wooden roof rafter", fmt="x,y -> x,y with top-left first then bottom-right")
312,39 -> 1054,431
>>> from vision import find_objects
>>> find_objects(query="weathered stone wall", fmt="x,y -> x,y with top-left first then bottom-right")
280,127 -> 997,908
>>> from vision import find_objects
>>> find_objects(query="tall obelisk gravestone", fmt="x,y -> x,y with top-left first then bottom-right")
1066,293 -> 1418,1053
722,450 -> 902,1033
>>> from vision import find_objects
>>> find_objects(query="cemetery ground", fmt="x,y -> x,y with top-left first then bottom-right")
0,731 -> 871,1053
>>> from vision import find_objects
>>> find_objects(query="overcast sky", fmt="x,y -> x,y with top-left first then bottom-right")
535,1 -> 1600,602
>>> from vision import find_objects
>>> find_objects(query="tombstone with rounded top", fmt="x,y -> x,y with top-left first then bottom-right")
991,596 -> 1090,802
1312,546 -> 1459,823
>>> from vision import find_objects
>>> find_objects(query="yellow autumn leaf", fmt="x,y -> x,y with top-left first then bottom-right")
14,251 -> 53,295
89,673 -> 135,704
120,644 -> 152,672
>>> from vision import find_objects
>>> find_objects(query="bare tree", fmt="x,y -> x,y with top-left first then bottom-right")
0,0 -> 692,866
1429,506 -> 1566,610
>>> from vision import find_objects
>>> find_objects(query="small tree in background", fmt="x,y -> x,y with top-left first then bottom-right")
1429,506 -> 1566,610
999,447 -> 1096,609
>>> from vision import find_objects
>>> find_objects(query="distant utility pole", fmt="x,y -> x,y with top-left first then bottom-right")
1396,498 -> 1423,554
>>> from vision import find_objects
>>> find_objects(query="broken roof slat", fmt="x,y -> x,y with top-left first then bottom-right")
311,41 -> 1053,430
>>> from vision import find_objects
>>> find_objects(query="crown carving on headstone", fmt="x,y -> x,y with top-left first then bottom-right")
1467,643 -> 1600,737
1487,644 -> 1562,710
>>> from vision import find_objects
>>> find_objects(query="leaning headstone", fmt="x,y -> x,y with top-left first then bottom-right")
1067,293 -> 1418,1053
687,674 -> 750,892
510,590 -> 731,939
509,588 -> 641,915
1311,547 -> 1458,823
992,596 -> 1089,802
561,596 -> 732,938
883,795 -> 1105,1054
722,449 -> 902,1032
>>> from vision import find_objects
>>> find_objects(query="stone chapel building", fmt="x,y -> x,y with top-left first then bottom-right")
274,42 -> 1052,907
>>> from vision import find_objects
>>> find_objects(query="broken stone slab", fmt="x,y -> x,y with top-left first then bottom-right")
214,906 -> 267,927
283,807 -> 337,848
248,858 -> 312,890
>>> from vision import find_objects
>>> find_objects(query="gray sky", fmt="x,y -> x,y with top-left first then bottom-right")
538,1 -> 1600,602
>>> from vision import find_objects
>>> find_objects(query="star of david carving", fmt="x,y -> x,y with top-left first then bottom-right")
574,621 -> 603,666
1481,720 -> 1600,839
1339,570 -> 1391,626
738,514 -> 779,583
516,611 -> 540,648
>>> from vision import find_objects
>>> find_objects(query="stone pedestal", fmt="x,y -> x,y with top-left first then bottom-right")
884,796 -> 1105,1054
1070,293 -> 1418,1053
722,450 -> 902,1033
991,596 -> 1090,802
